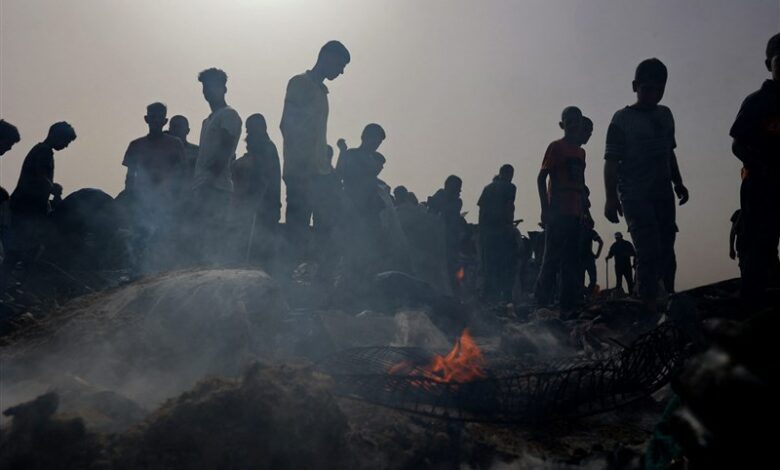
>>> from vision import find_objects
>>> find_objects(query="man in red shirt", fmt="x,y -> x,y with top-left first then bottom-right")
534,106 -> 587,310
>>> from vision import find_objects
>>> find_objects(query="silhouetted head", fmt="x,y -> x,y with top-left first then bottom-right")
361,123 -> 386,152
316,41 -> 350,80
246,113 -> 268,136
499,164 -> 514,181
580,116 -> 594,145
559,106 -> 583,137
615,232 -> 624,240
765,33 -> 780,80
444,175 -> 462,198
633,58 -> 667,107
198,68 -> 228,104
393,185 -> 409,204
145,102 -> 168,135
0,119 -> 21,156
245,113 -> 269,150
46,122 -> 77,150
168,115 -> 190,140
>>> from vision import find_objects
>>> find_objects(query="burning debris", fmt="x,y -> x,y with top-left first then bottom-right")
318,323 -> 688,423
387,329 -> 487,384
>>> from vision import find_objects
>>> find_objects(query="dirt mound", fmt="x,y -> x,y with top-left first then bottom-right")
1,269 -> 287,409
113,363 -> 352,469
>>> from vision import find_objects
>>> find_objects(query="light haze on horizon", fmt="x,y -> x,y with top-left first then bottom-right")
1,0 -> 777,290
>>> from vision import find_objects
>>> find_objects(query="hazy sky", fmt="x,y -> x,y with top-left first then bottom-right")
1,0 -> 777,289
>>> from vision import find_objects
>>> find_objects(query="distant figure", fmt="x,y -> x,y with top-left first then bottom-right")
280,40 -> 350,253
477,164 -> 517,303
730,32 -> 780,305
9,122 -> 77,262
0,120 -> 20,156
578,119 -> 600,295
335,124 -> 388,279
581,222 -> 603,294
394,186 -> 418,206
192,68 -> 242,263
167,115 -> 199,184
232,113 -> 282,227
336,124 -> 386,223
604,58 -> 689,312
606,232 -> 636,293
534,106 -> 587,310
0,120 -> 21,263
393,186 -> 410,206
427,175 -> 466,289
122,103 -> 185,229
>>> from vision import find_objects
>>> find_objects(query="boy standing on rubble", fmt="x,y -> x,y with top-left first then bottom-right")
534,107 -> 587,311
604,58 -> 689,313
730,33 -> 780,306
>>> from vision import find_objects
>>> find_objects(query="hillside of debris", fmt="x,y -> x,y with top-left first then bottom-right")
1,270 -> 777,469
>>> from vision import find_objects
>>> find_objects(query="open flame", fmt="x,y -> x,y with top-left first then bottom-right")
388,329 -> 487,383
455,266 -> 466,284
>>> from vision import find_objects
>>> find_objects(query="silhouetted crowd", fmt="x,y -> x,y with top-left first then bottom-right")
1,34 -> 779,313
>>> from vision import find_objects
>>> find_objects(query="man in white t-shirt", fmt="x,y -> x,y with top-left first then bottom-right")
192,67 -> 242,264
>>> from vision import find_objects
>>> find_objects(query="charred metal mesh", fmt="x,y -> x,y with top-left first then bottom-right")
317,323 -> 688,422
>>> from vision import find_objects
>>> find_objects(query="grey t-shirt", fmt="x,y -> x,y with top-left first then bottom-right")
194,106 -> 242,192
605,105 -> 676,201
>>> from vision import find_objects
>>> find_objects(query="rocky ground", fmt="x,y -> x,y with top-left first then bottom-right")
0,269 -> 773,469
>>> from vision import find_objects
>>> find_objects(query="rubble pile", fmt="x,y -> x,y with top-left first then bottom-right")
1,269 -> 287,407
0,267 -> 773,468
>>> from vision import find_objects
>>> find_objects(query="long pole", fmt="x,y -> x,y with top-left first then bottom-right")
605,258 -> 610,290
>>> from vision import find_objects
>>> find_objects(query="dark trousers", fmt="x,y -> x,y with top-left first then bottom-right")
622,197 -> 676,302
480,225 -> 516,302
739,174 -> 780,303
534,215 -> 581,308
284,174 -> 314,253
615,264 -> 634,293
191,185 -> 231,265
583,255 -> 597,289
284,173 -> 341,266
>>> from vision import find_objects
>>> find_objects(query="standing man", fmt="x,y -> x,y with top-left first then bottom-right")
280,40 -> 350,258
427,175 -> 467,290
604,59 -> 689,313
167,115 -> 200,186
730,33 -> 780,307
581,220 -> 604,295
122,102 -> 185,242
606,232 -> 636,294
0,120 -> 21,267
9,122 -> 76,264
477,164 -> 517,303
534,107 -> 587,311
193,68 -> 242,264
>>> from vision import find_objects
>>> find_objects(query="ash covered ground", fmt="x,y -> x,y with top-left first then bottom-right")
1,266 -> 776,469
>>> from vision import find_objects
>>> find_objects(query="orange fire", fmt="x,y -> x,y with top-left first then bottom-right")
388,329 -> 487,383
455,266 -> 466,284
